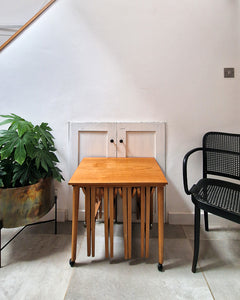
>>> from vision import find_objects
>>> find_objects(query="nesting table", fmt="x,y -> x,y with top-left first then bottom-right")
68,157 -> 168,271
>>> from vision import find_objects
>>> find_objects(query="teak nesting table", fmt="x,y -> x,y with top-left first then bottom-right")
68,157 -> 168,271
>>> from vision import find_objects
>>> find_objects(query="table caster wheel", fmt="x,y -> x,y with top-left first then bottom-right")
158,263 -> 163,272
69,259 -> 75,267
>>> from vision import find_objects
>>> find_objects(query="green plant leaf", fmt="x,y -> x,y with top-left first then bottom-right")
35,123 -> 54,146
48,152 -> 59,162
33,148 -> 57,173
0,114 -> 33,137
41,159 -> 48,172
25,142 -> 36,159
0,158 -> 14,188
34,149 -> 47,171
0,114 -> 23,129
12,161 -> 42,187
35,156 -> 40,169
14,139 -> 26,165
0,114 -> 22,127
12,165 -> 26,186
0,164 -> 7,187
51,166 -> 64,182
0,131 -> 17,160
0,114 -> 20,120
0,168 -> 6,176
0,114 -> 63,187
0,130 -> 18,147
22,131 -> 36,158
0,118 -> 14,126
17,121 -> 33,137
1,143 -> 16,160
40,122 -> 53,132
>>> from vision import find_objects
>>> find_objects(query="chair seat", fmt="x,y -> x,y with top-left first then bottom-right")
190,178 -> 240,216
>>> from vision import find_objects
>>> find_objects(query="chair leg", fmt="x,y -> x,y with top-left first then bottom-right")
192,206 -> 200,273
204,211 -> 209,231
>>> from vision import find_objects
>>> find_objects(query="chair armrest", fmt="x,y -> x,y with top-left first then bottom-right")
183,147 -> 203,195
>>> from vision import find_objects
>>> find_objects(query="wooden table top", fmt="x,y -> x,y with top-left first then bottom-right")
68,157 -> 168,186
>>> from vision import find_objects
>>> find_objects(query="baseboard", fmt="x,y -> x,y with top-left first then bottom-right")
46,210 -> 239,227
168,213 -> 194,225
39,208 -> 67,222
57,209 -> 68,222
168,212 -> 240,227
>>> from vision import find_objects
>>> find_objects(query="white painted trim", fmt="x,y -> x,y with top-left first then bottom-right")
57,209 -> 68,222
68,210 -> 102,221
66,211 -> 240,228
168,212 -> 240,227
38,208 -> 67,222
168,212 -> 194,225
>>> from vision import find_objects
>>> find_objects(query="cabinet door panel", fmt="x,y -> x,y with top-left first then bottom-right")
68,122 -> 116,220
126,131 -> 156,158
79,131 -> 108,161
117,122 -> 166,222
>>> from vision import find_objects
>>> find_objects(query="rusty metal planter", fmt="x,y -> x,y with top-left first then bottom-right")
0,177 -> 54,228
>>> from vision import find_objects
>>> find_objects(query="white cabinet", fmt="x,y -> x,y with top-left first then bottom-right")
68,122 -> 166,222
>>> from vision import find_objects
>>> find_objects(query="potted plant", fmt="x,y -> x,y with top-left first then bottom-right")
0,114 -> 63,228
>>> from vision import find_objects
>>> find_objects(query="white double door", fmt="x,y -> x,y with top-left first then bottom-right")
68,122 -> 166,222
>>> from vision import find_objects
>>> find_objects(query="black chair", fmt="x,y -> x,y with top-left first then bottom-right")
183,132 -> 240,273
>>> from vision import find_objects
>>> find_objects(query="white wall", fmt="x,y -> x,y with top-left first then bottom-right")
0,0 -> 239,223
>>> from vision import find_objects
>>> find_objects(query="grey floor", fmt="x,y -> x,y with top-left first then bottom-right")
1,222 -> 240,300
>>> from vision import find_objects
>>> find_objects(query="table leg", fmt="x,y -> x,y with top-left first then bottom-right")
104,187 -> 109,258
145,187 -> 150,258
70,186 -> 79,266
141,187 -> 145,258
99,188 -> 103,219
127,188 -> 132,259
158,186 -> 164,271
85,187 -> 91,257
136,188 -> 141,220
122,187 -> 128,259
91,187 -> 96,257
150,187 -> 155,227
109,187 -> 114,258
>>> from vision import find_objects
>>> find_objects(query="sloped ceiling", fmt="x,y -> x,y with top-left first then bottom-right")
0,0 -> 55,50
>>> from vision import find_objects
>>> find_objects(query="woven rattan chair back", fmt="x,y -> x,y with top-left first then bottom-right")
203,132 -> 240,180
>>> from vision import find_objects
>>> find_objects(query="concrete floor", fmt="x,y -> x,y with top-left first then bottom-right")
1,221 -> 240,300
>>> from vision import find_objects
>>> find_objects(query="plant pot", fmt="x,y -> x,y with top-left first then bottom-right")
0,177 -> 54,228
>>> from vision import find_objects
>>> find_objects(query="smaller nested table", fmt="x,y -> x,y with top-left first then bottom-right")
68,157 -> 168,271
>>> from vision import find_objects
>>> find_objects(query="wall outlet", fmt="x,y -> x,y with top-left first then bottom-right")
224,68 -> 234,78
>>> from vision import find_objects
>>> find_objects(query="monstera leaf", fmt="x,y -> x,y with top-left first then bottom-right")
0,114 -> 33,137
0,129 -> 35,165
0,114 -> 63,188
